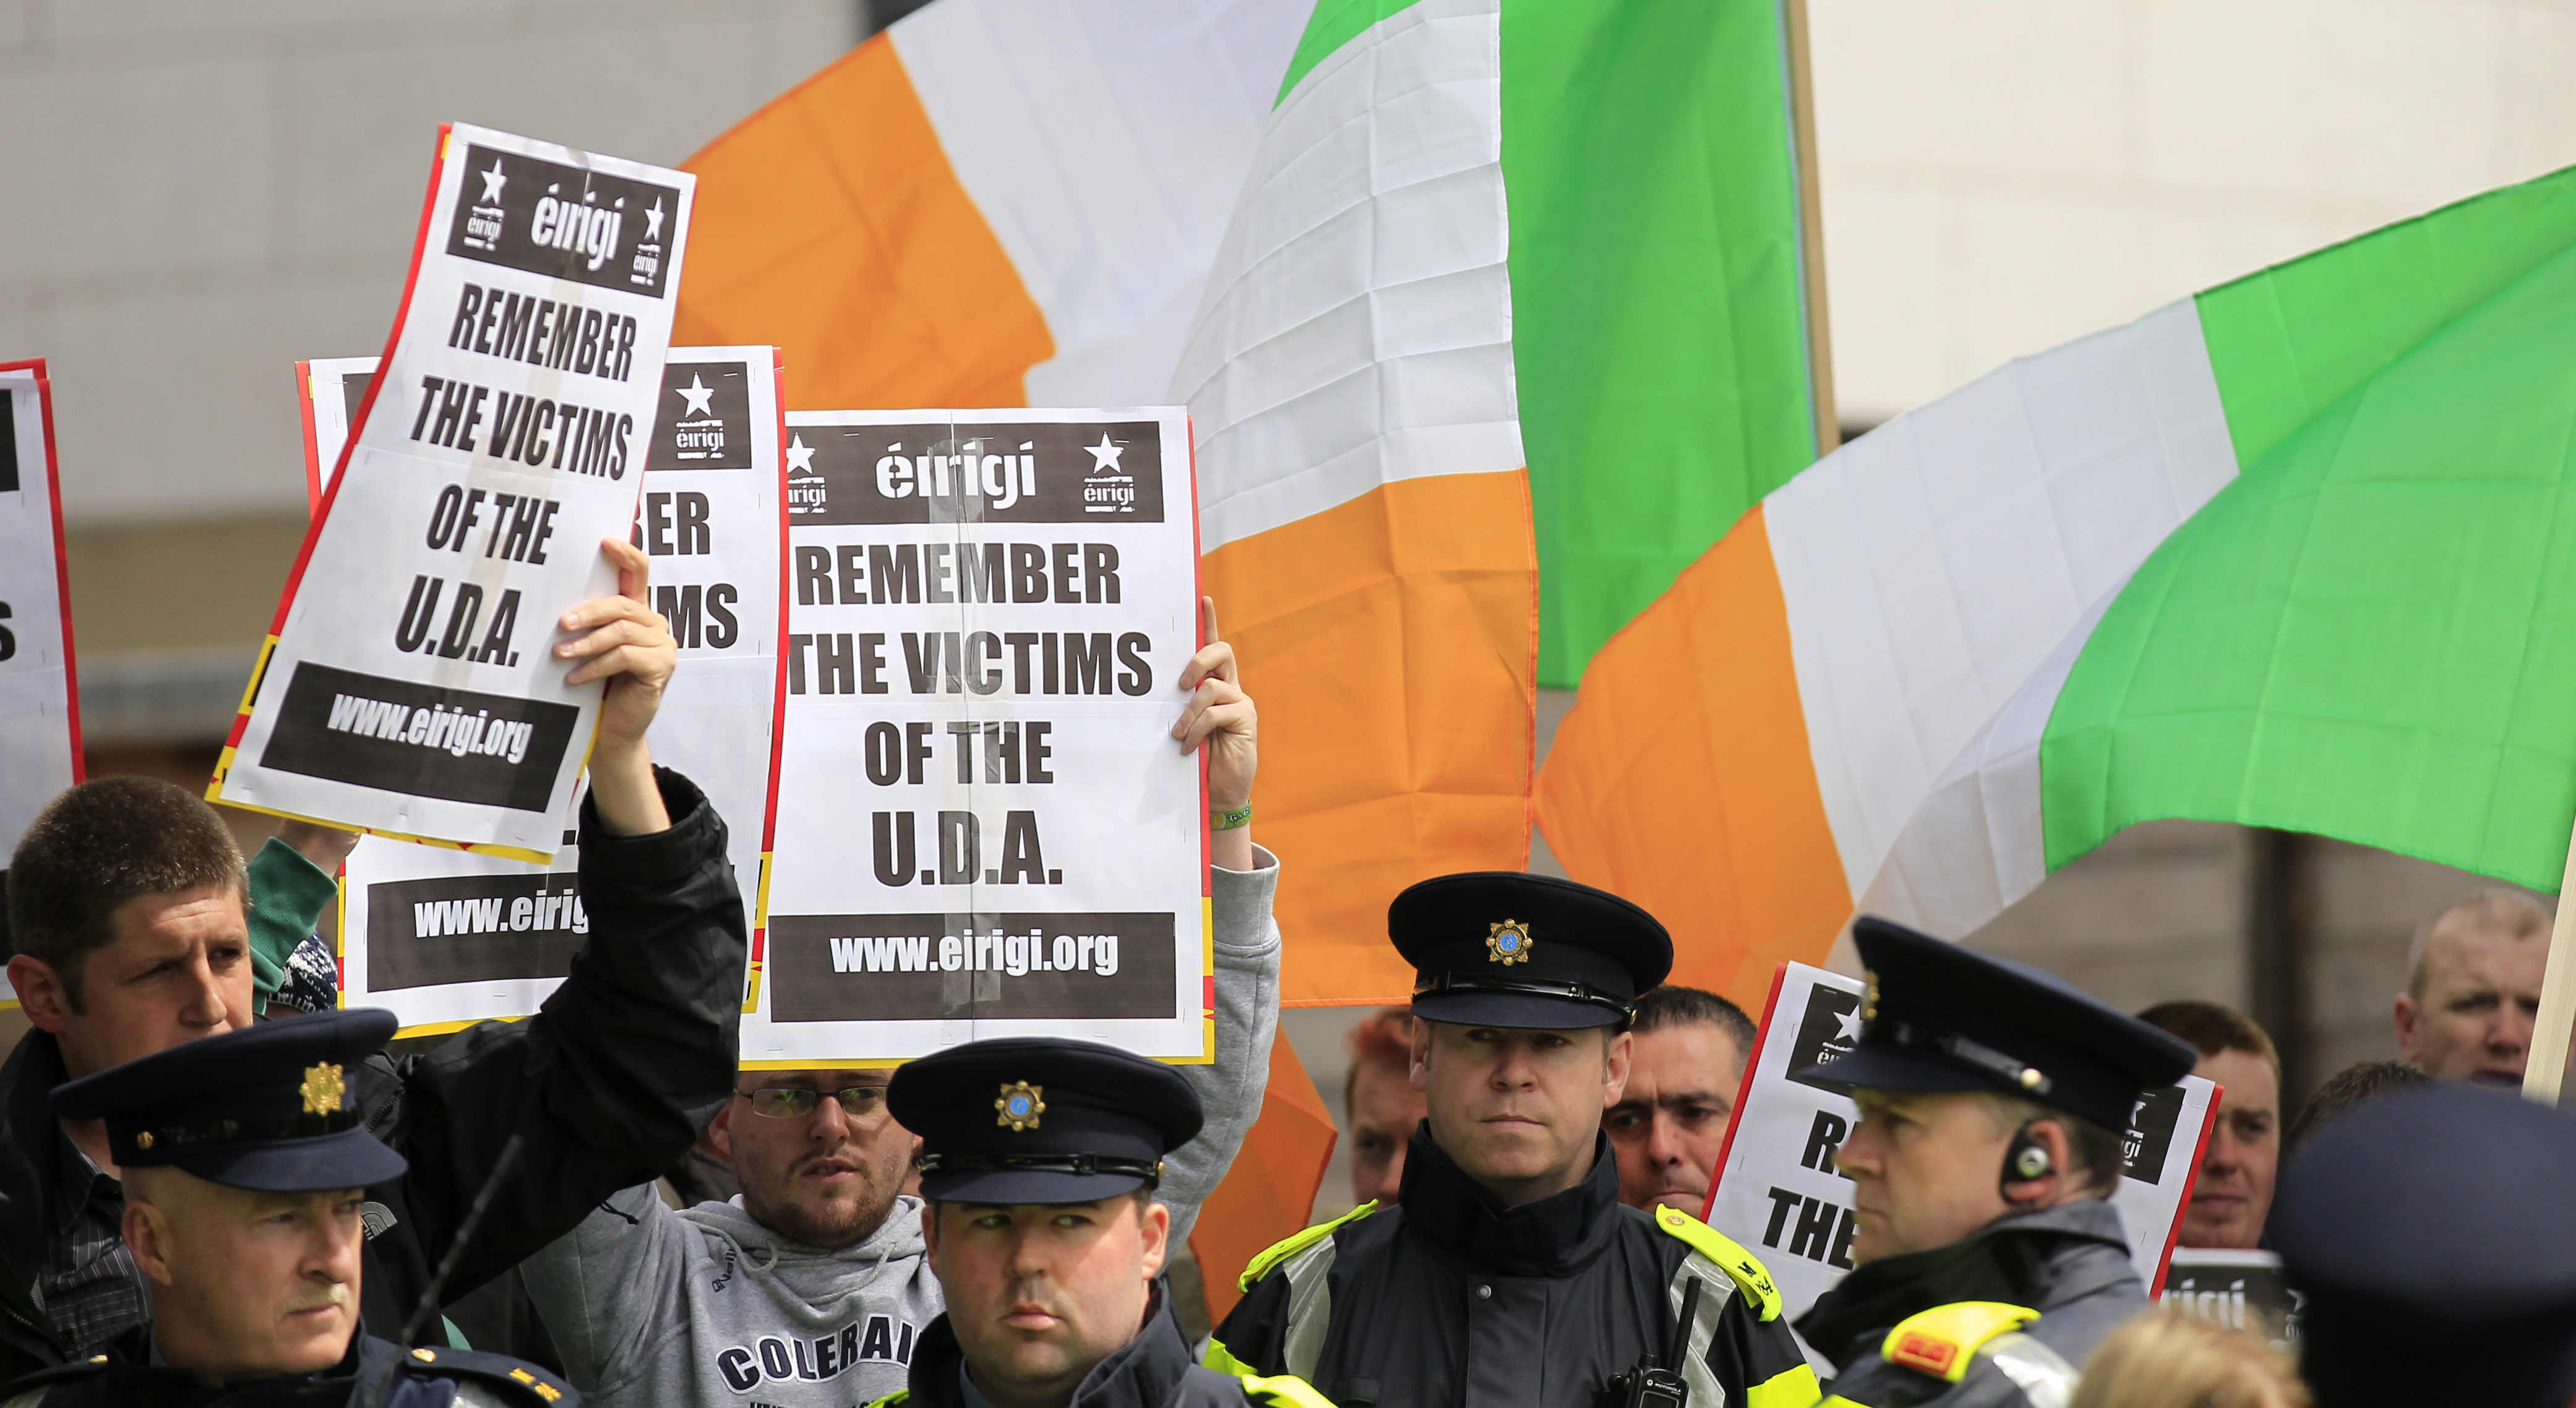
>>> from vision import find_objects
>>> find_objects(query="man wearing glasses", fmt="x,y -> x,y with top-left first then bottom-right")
520,607 -> 1279,1408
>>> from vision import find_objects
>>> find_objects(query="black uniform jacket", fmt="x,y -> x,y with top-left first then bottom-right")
0,1329 -> 576,1407
1798,1200 -> 2145,1407
876,1280 -> 1331,1408
1211,1125 -> 1816,1408
0,768 -> 747,1383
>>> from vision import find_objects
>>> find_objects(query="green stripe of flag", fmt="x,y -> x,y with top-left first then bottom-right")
1274,0 -> 1425,106
2041,166 -> 2576,888
1504,1 -> 1821,688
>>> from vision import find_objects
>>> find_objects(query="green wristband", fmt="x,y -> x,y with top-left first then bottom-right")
1210,804 -> 1253,831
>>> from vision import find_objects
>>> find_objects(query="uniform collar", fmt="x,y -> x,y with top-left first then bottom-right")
1396,1123 -> 1622,1277
913,1277 -> 1200,1408
1795,1198 -> 2132,1363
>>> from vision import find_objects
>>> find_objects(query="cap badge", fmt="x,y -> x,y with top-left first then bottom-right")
301,1062 -> 346,1117
1862,970 -> 1881,1023
995,1081 -> 1046,1131
1485,919 -> 1534,966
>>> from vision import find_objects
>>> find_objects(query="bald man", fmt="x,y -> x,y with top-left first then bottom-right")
2395,890 -> 2549,1086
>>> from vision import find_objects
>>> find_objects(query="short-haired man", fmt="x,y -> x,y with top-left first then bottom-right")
2284,1058 -> 2429,1148
0,1010 -> 570,1406
0,539 -> 744,1380
866,1037 -> 1330,1408
1607,985 -> 1755,1215
1795,918 -> 2196,1408
520,614 -> 1277,1408
2395,889 -> 2550,1084
2137,1000 -> 2280,1250
1212,874 -> 1817,1408
1341,1008 -> 1422,1208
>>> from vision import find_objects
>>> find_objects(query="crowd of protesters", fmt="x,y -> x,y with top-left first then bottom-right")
0,552 -> 2567,1408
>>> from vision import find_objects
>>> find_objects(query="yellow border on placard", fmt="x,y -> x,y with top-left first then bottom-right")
734,896 -> 1221,1070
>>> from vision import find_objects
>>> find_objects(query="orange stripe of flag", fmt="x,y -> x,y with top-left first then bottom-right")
1534,504 -> 1848,1007
1204,470 -> 1538,1007
679,35 -> 1051,410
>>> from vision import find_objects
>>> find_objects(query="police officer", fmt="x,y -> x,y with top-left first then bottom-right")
1211,873 -> 1817,1408
0,1010 -> 572,1407
2273,1083 -> 2576,1407
869,1037 -> 1332,1408
1793,917 -> 2197,1408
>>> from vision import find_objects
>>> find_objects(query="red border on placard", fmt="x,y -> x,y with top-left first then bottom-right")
2147,1081 -> 2223,1297
1,359 -> 85,783
225,125 -> 450,755
1701,961 -> 1792,1224
752,346 -> 791,992
293,360 -> 324,507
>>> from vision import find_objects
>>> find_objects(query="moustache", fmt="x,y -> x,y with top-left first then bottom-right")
285,1287 -> 352,1316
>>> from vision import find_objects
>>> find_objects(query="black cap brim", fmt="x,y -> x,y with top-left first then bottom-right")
1790,1043 -> 1999,1096
1413,989 -> 1627,1030
170,1127 -> 409,1193
921,1167 -> 1153,1205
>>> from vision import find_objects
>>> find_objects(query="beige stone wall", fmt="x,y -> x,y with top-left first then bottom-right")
0,0 -> 856,526
1811,0 -> 2576,424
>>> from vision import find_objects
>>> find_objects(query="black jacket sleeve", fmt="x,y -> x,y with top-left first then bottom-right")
1208,1268 -> 1294,1375
374,766 -> 747,1299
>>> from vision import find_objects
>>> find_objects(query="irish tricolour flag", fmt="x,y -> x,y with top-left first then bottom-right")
1540,166 -> 2576,994
683,0 -> 1829,1005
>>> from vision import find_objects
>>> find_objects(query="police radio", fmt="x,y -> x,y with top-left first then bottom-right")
1606,1274 -> 1702,1408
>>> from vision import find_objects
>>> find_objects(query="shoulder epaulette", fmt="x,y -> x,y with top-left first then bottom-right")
1878,1302 -> 2042,1383
1239,1372 -> 1339,1408
401,1345 -> 579,1404
1239,1200 -> 1381,1291
1651,1204 -> 1785,1321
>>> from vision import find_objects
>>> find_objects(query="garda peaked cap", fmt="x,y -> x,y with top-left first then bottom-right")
51,1008 -> 406,1192
2275,1085 -> 2576,1408
1392,872 -> 1673,1029
890,1037 -> 1201,1204
1794,916 -> 2196,1131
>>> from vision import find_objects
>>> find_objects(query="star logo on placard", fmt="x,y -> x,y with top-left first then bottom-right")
478,159 -> 507,204
677,374 -> 716,418
645,198 -> 665,242
1833,1007 -> 1862,1042
786,434 -> 817,474
1084,432 -> 1124,474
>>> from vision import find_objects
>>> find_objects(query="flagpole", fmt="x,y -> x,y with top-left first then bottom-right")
2520,817 -> 2576,1103
1784,0 -> 1839,458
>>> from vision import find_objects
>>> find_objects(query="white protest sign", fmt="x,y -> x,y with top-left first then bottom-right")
1704,962 -> 2218,1316
749,408 -> 1207,1065
298,350 -> 784,1034
215,124 -> 694,859
0,360 -> 82,1004
2160,1248 -> 2299,1350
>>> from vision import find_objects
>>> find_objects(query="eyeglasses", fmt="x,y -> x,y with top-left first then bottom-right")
737,1086 -> 890,1120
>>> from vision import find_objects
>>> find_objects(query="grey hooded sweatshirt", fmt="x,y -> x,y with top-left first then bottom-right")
521,850 -> 1284,1408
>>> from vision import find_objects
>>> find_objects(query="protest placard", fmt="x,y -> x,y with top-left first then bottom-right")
215,124 -> 695,858
296,350 -> 784,1033
0,360 -> 82,1004
747,407 -> 1206,1065
1704,961 -> 2219,1316
2160,1248 -> 2299,1350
